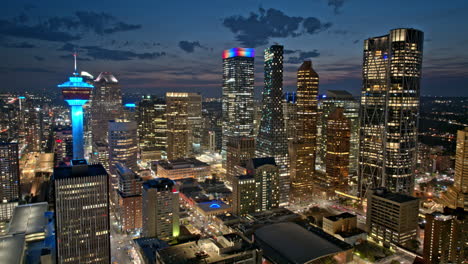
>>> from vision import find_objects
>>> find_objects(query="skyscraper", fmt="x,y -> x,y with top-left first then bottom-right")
58,54 -> 94,159
226,136 -> 255,185
317,90 -> 359,179
256,45 -> 289,205
108,119 -> 138,174
54,159 -> 110,263
246,157 -> 280,212
0,142 -> 20,221
116,163 -> 143,232
289,61 -> 319,202
136,96 -> 167,160
423,207 -> 467,264
91,72 -> 123,144
222,48 -> 255,151
187,93 -> 203,154
359,28 -> 424,197
325,108 -> 351,194
283,92 -> 298,142
232,175 -> 256,216
166,93 -> 190,160
441,127 -> 468,210
142,178 -> 179,240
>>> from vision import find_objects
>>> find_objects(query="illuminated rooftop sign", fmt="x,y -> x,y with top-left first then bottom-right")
222,48 -> 255,59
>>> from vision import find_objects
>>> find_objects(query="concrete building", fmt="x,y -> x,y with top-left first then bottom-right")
232,175 -> 256,216
116,163 -> 142,231
53,160 -> 110,264
157,233 -> 261,264
366,188 -> 419,248
156,158 -> 211,181
142,178 -> 179,240
166,93 -> 191,160
108,119 -> 138,174
226,136 -> 255,185
423,207 -> 467,264
323,212 -> 366,245
246,157 -> 280,212
0,142 -> 20,221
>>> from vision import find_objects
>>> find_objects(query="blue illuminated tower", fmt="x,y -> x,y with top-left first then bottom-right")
58,54 -> 94,159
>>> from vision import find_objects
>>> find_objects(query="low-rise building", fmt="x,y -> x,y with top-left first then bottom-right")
156,158 -> 211,181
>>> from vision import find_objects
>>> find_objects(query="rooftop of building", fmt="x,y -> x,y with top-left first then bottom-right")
250,157 -> 276,168
53,162 -> 107,180
157,233 -> 255,264
325,212 -> 356,222
371,188 -> 419,204
134,237 -> 169,264
0,234 -> 25,264
8,202 -> 48,236
326,90 -> 354,99
336,228 -> 367,238
143,178 -> 175,191
157,158 -> 209,170
197,200 -> 230,213
95,72 -> 118,83
254,222 -> 352,264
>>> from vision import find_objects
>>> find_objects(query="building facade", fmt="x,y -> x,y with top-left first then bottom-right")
289,61 -> 319,202
226,136 -> 255,185
142,178 -> 179,240
156,158 -> 211,181
366,188 -> 419,248
166,93 -> 191,160
108,120 -> 138,174
359,28 -> 424,197
53,160 -> 110,264
0,142 -> 20,221
246,157 -> 280,212
232,175 -> 256,216
222,48 -> 255,151
136,96 -> 167,160
256,45 -> 290,205
116,163 -> 142,231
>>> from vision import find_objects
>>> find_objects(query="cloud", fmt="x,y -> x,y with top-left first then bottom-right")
0,66 -> 54,73
59,54 -> 91,61
178,41 -> 206,53
286,50 -> 320,64
328,0 -> 346,14
34,56 -> 45,61
81,46 -> 166,61
0,41 -> 36,48
0,11 -> 142,43
222,8 -> 331,47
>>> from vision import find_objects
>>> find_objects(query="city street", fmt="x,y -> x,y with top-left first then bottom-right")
110,209 -> 142,264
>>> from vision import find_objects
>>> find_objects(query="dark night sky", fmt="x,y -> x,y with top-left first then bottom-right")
0,0 -> 467,98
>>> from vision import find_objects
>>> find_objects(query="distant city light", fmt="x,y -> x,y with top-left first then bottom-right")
124,103 -> 136,108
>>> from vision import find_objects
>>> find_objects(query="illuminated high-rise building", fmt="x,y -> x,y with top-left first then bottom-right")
108,120 -> 138,174
256,45 -> 289,205
0,142 -> 20,221
116,163 -> 142,232
222,48 -> 255,151
187,93 -> 203,154
136,96 -> 167,160
166,93 -> 190,160
142,178 -> 179,240
232,175 -> 256,216
317,90 -> 359,180
246,157 -> 280,212
325,108 -> 350,194
53,159 -> 110,264
226,136 -> 255,185
359,28 -> 424,197
91,72 -> 123,144
283,92 -> 298,142
289,61 -> 318,202
441,128 -> 468,210
423,207 -> 467,264
57,53 -> 94,159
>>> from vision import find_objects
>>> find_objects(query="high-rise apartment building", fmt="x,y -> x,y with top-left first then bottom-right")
232,175 -> 256,216
222,48 -> 255,151
0,142 -> 20,221
283,92 -> 298,142
246,157 -> 280,212
441,128 -> 468,210
325,108 -> 351,194
136,96 -> 167,160
91,72 -> 123,144
108,119 -> 138,174
289,61 -> 318,202
226,136 -> 255,185
166,93 -> 190,160
359,28 -> 424,197
116,163 -> 142,231
423,207 -> 467,264
317,90 -> 359,179
366,188 -> 419,248
142,178 -> 179,240
256,45 -> 289,205
53,160 -> 110,264
187,93 -> 203,154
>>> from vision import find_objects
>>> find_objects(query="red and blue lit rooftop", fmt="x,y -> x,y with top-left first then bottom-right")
222,48 -> 254,59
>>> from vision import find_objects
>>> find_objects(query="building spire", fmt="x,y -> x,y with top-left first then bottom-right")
73,50 -> 78,76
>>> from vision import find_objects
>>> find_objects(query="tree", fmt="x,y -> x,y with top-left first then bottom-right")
407,239 -> 421,251
390,260 -> 400,264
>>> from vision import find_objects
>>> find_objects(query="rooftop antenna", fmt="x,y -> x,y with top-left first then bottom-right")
73,49 -> 78,76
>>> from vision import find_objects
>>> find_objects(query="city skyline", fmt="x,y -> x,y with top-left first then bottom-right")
0,0 -> 467,97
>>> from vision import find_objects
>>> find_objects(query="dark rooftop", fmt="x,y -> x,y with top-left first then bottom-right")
372,188 -> 418,203
250,157 -> 276,169
143,178 -> 175,191
325,212 -> 356,222
157,158 -> 209,170
53,163 -> 107,180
